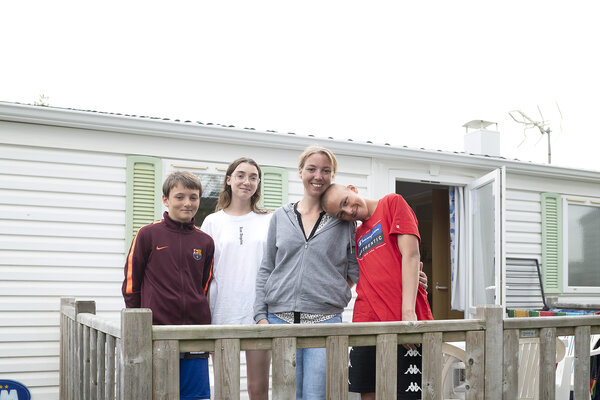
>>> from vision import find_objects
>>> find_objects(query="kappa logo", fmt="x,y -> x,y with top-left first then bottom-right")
404,348 -> 421,357
192,249 -> 202,260
0,379 -> 31,400
404,364 -> 421,374
404,382 -> 422,392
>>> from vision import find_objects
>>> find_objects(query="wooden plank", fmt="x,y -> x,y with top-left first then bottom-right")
68,317 -> 75,400
153,340 -> 179,400
107,335 -> 116,400
96,331 -> 106,400
477,305 -> 503,399
78,312 -> 121,338
538,327 -> 556,400
76,317 -> 84,398
502,329 -> 518,399
59,297 -> 75,400
76,300 -> 96,400
375,334 -> 397,400
214,338 -> 241,400
89,328 -> 98,400
573,325 -> 591,400
152,319 -> 485,340
422,332 -> 442,400
178,339 -> 214,353
326,335 -> 348,400
272,337 -> 296,398
504,314 -> 600,329
119,308 -> 152,400
83,325 -> 91,398
464,330 -> 484,400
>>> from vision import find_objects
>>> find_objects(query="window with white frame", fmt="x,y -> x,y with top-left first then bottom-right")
562,197 -> 600,292
164,160 -> 227,227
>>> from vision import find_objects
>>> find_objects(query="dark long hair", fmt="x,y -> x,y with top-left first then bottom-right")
215,157 -> 268,214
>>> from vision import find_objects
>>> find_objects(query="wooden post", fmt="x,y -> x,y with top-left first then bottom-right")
477,305 -> 503,399
326,335 -> 349,400
422,332 -> 442,400
539,327 -> 556,400
465,330 -> 485,399
119,308 -> 153,400
153,340 -> 180,399
502,329 -> 518,399
214,338 -> 241,400
375,333 -> 397,400
272,337 -> 296,398
573,325 -> 591,400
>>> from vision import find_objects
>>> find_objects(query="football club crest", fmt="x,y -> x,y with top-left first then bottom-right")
0,379 -> 31,400
192,249 -> 202,260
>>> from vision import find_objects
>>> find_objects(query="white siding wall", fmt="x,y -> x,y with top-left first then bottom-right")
0,143 -> 126,399
505,188 -> 543,261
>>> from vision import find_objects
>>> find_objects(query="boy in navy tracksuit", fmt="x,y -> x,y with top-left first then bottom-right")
123,171 -> 214,400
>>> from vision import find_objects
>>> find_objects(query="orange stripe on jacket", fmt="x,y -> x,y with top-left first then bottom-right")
203,258 -> 214,295
125,232 -> 140,294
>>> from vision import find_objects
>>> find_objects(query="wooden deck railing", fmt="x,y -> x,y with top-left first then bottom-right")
59,297 -> 600,399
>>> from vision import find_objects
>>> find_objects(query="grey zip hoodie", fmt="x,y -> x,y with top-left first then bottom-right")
254,203 -> 359,322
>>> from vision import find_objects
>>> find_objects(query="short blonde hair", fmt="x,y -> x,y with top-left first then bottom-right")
298,145 -> 338,177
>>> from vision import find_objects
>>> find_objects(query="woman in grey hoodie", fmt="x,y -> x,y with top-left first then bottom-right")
254,145 -> 359,400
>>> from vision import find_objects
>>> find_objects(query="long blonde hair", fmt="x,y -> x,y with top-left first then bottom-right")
215,157 -> 267,214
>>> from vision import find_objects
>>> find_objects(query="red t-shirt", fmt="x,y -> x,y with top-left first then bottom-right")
353,194 -> 433,322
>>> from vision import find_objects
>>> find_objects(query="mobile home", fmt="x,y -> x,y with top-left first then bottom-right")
1,102 -> 599,398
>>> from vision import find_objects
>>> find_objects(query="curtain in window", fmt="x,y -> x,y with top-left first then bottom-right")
450,186 -> 466,311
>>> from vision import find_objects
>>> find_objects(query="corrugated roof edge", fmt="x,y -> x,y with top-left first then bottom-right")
2,101 -> 599,179
1,100 -> 517,160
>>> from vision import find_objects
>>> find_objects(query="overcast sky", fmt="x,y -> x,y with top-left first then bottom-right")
2,1 -> 599,171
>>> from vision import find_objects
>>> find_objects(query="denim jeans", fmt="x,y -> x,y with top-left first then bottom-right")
267,312 -> 342,400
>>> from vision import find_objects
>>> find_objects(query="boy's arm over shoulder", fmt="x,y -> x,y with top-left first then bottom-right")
346,221 -> 359,286
122,226 -> 152,308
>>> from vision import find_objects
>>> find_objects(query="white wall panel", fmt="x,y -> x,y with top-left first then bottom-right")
0,357 -> 58,373
0,342 -> 59,358
0,220 -> 124,239
0,189 -> 124,210
0,250 -> 124,267
504,189 -> 543,261
0,266 -> 123,282
0,144 -> 127,398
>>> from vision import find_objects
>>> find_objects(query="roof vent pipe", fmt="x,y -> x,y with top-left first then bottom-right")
463,120 -> 500,157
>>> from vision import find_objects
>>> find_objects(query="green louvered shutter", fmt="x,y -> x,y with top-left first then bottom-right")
260,166 -> 288,211
541,192 -> 562,293
125,156 -> 163,248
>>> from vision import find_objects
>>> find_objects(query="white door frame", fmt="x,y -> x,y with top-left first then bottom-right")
465,167 -> 505,315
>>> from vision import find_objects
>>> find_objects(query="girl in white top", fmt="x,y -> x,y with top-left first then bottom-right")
201,157 -> 272,400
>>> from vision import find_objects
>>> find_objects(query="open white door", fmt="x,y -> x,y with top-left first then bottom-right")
467,168 -> 504,315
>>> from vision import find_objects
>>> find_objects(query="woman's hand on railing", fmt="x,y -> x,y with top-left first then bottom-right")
257,319 -> 269,325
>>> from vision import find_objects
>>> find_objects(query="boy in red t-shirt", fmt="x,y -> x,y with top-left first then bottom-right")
321,183 -> 433,400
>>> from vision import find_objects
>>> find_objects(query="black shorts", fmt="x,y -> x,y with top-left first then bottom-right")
348,345 -> 423,399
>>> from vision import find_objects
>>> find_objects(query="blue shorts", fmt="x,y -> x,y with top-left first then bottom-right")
180,357 -> 210,400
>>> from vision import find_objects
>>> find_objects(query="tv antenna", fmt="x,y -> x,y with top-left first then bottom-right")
508,105 -> 561,164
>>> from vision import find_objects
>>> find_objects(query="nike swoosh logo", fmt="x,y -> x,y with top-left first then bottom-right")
156,245 -> 168,250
